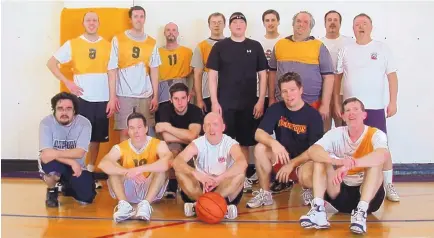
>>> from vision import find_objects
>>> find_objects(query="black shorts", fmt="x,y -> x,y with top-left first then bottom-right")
223,107 -> 258,146
78,98 -> 109,143
325,182 -> 385,214
203,97 -> 212,115
180,187 -> 243,206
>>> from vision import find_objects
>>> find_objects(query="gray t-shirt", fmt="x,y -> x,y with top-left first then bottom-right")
39,114 -> 92,168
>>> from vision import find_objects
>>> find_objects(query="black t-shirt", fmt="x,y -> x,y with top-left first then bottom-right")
258,101 -> 324,158
206,37 -> 268,110
156,103 -> 203,130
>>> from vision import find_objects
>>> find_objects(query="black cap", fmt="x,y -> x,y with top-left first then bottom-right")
229,12 -> 247,24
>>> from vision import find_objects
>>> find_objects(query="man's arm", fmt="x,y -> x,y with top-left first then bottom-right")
133,141 -> 173,174
160,123 -> 201,144
46,41 -> 71,84
321,74 -> 334,107
218,144 -> 248,180
255,128 -> 277,148
268,46 -> 278,103
387,72 -> 398,117
354,148 -> 390,168
172,142 -> 199,175
208,69 -> 218,104
334,74 -> 343,108
307,144 -> 337,164
319,44 -> 335,113
206,43 -> 220,109
97,146 -> 128,175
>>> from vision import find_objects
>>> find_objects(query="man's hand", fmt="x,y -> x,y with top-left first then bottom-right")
318,103 -> 330,121
64,80 -> 84,96
333,166 -> 349,185
212,102 -> 222,116
41,150 -> 58,162
193,170 -> 216,191
253,100 -> 264,119
276,162 -> 294,183
196,99 -> 208,114
70,160 -> 82,177
334,102 -> 342,119
125,167 -> 144,180
332,156 -> 356,170
271,140 -> 290,165
155,122 -> 172,133
149,96 -> 158,113
387,102 -> 397,118
106,96 -> 120,118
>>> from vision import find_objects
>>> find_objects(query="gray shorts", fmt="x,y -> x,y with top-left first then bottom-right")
158,78 -> 188,103
114,96 -> 156,130
108,176 -> 169,204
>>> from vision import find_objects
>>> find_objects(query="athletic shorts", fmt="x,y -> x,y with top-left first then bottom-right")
157,78 -> 188,104
114,96 -> 156,130
364,109 -> 387,134
108,176 -> 169,204
39,160 -> 96,203
325,182 -> 385,214
223,107 -> 258,147
78,98 -> 109,143
180,185 -> 244,206
202,98 -> 212,114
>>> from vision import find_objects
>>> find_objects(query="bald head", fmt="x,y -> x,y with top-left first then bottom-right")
83,11 -> 99,23
204,112 -> 223,125
82,11 -> 99,35
203,112 -> 225,144
164,22 -> 179,43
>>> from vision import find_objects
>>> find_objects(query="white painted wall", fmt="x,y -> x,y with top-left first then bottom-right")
2,1 -> 433,163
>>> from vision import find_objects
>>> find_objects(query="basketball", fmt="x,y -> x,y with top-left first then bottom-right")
196,192 -> 228,224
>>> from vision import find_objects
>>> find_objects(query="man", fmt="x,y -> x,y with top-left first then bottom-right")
157,22 -> 193,108
38,92 -> 95,207
244,9 -> 284,193
46,11 -> 117,189
269,11 -> 334,120
207,12 -> 268,168
246,72 -> 324,208
98,110 -> 172,223
111,6 -> 161,141
299,97 -> 389,234
335,13 -> 399,202
172,112 -> 247,219
320,10 -> 354,131
155,83 -> 203,198
191,12 -> 226,114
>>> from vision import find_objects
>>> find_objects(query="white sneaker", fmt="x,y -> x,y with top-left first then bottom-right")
249,172 -> 259,183
184,202 -> 196,217
246,189 -> 273,208
299,204 -> 330,229
95,180 -> 102,189
136,200 -> 153,221
55,182 -> 63,193
243,178 -> 253,193
350,207 -> 367,234
385,183 -> 400,202
225,204 -> 238,219
113,200 -> 135,223
301,188 -> 313,206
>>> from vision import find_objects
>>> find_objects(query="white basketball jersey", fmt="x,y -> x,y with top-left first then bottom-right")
192,134 -> 238,176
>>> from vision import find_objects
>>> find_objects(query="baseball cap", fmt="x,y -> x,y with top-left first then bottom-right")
229,12 -> 247,24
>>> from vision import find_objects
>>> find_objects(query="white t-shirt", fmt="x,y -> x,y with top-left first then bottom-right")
320,35 -> 354,95
192,134 -> 238,176
257,34 -> 283,97
54,35 -> 117,102
315,126 -> 388,186
110,31 -> 162,98
336,40 -> 397,109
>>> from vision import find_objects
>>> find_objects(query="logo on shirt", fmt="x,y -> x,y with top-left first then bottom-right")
371,52 -> 378,60
218,157 -> 225,163
278,116 -> 307,134
53,140 -> 77,150
247,49 -> 252,53
265,49 -> 272,61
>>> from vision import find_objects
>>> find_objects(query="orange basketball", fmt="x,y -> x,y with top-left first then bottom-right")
196,192 -> 227,224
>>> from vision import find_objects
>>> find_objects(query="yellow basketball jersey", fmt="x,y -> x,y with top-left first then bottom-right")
117,137 -> 161,178
347,126 -> 378,175
70,37 -> 111,74
198,40 -> 215,72
158,46 -> 193,81
116,32 -> 156,73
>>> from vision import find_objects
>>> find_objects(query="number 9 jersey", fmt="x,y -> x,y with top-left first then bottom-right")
114,136 -> 161,178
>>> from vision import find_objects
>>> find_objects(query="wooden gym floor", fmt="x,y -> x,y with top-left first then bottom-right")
2,178 -> 434,238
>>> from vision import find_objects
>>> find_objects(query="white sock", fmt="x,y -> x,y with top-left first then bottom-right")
357,200 -> 369,212
383,169 -> 393,185
87,164 -> 95,172
312,197 -> 324,207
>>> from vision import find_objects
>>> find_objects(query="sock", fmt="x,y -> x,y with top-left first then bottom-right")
87,164 -> 95,172
357,200 -> 369,212
312,197 -> 324,207
383,169 -> 393,185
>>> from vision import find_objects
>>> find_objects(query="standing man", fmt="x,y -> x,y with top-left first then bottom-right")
39,92 -> 96,207
207,12 -> 268,166
157,22 -> 193,108
47,11 -> 118,189
111,6 -> 161,141
320,10 -> 354,131
191,12 -> 226,114
269,11 -> 334,119
244,9 -> 283,193
335,13 -> 400,202
155,83 -> 203,198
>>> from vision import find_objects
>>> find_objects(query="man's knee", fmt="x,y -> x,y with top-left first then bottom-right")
70,171 -> 96,203
254,143 -> 272,163
298,162 -> 314,188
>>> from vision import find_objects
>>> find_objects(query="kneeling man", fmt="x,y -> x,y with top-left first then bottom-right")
98,110 -> 173,223
173,112 -> 247,219
299,97 -> 389,234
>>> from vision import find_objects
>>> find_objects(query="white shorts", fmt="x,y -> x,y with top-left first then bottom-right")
108,176 -> 169,204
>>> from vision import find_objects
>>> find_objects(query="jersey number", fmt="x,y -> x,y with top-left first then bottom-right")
89,48 -> 96,59
132,46 -> 140,58
168,54 -> 177,65
133,159 -> 147,167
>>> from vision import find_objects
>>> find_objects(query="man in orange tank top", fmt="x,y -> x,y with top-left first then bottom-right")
299,97 -> 390,234
98,111 -> 173,223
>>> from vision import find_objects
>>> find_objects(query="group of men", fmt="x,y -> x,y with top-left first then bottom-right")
38,5 -> 400,235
